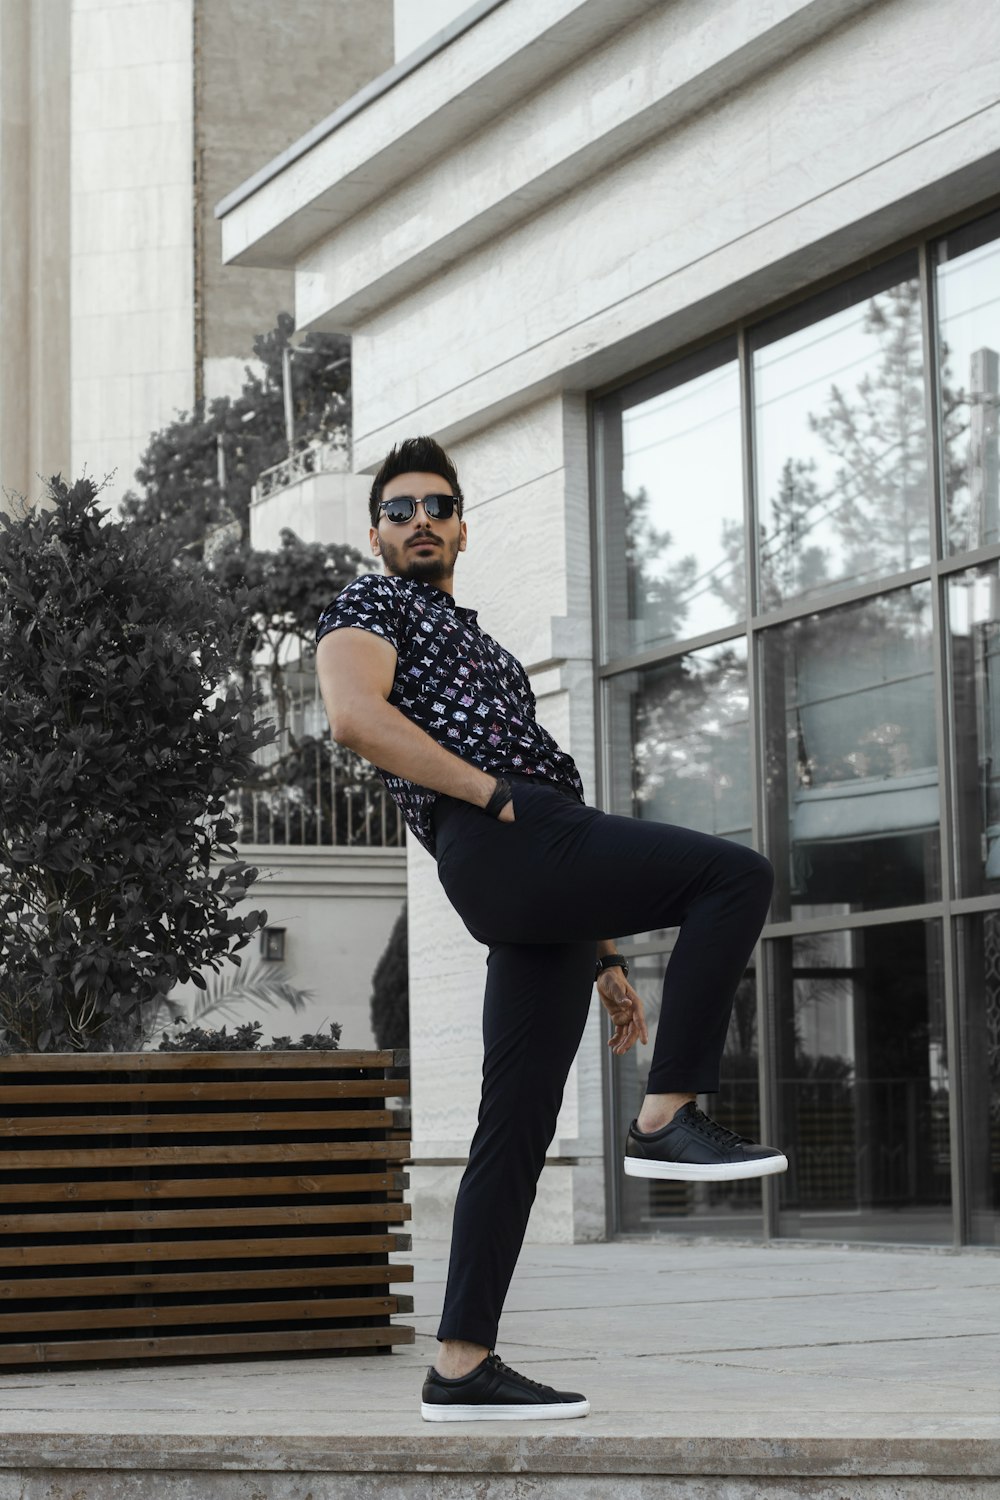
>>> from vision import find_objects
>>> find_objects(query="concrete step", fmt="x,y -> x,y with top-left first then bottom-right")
2,1240 -> 998,1498
2,1430 -> 999,1498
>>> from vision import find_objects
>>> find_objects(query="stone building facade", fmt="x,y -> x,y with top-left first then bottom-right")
194,0 -> 1000,1248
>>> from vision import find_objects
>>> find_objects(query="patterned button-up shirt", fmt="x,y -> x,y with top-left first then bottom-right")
315,574 -> 584,855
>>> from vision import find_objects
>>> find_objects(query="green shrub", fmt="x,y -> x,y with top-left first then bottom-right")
157,1020 -> 341,1052
0,476 -> 274,1052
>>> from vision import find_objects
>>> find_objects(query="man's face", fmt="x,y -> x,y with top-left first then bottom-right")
370,471 -> 467,589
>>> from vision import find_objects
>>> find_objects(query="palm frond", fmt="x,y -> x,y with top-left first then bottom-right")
145,957 -> 312,1042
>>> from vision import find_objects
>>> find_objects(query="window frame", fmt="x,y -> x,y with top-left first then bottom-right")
591,203 -> 1000,1249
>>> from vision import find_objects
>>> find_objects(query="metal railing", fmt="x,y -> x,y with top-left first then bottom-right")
231,672 -> 404,848
254,437 -> 350,501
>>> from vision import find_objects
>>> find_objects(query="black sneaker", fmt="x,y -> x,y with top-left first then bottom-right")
624,1102 -> 788,1182
421,1351 -> 590,1422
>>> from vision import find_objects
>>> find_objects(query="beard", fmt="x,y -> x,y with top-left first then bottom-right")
379,533 -> 458,584
401,552 -> 450,583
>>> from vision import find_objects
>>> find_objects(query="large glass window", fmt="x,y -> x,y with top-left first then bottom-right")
761,585 -> 939,916
596,205 -> 1000,1250
948,562 -> 1000,897
770,920 -> 951,1244
752,257 -> 931,608
605,641 -> 750,842
614,941 -> 763,1239
955,914 -> 1000,1245
934,209 -> 1000,555
601,343 -> 744,658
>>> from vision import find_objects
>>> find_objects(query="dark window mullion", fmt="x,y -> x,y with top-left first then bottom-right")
598,622 -> 747,680
742,325 -> 780,1240
926,241 -> 973,1245
922,235 -> 966,1245
589,393 -> 625,1242
763,901 -> 946,940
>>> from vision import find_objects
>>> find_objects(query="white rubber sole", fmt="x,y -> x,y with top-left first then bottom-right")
624,1152 -> 788,1182
421,1398 -> 590,1422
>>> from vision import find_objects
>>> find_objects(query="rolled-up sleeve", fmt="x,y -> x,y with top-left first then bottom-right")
315,574 -> 404,652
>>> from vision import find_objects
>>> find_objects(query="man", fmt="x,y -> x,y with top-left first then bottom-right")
316,435 -> 786,1422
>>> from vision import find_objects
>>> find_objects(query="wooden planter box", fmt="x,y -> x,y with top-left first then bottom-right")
0,1048 -> 413,1368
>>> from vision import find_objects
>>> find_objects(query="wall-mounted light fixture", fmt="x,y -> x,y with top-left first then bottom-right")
260,926 -> 286,962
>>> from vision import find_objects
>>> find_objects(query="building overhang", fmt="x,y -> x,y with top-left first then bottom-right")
217,0 -> 875,307
216,0 -> 662,273
216,0 -> 1000,467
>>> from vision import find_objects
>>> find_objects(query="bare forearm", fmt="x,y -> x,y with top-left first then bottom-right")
334,697 -> 496,807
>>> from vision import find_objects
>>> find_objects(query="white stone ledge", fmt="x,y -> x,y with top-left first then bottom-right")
240,845 -> 407,898
293,0 -> 875,332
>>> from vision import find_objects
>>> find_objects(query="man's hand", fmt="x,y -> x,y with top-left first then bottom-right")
596,967 -> 648,1055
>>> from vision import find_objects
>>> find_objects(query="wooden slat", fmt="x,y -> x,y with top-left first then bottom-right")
0,1232 -> 411,1268
0,1051 -> 398,1072
0,1140 -> 411,1169
0,1295 -> 412,1334
2,1171 -> 409,1204
0,1264 -> 414,1300
0,1324 -> 414,1365
1,1202 -> 411,1233
0,1109 -> 396,1137
0,1079 -> 410,1104
0,1049 -> 412,1373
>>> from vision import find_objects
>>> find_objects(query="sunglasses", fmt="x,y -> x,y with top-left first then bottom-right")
379,494 -> 459,524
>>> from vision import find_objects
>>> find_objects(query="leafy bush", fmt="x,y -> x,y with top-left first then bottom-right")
370,903 -> 408,1049
211,527 -> 364,688
0,476 -> 274,1052
157,1020 -> 341,1052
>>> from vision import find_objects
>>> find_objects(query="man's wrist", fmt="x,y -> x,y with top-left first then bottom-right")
595,952 -> 629,982
483,776 -> 513,819
473,771 -> 497,807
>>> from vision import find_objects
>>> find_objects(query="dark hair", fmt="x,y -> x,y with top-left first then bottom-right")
368,436 -> 463,526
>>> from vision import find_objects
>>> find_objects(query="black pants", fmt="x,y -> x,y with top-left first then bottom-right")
431,775 -> 774,1348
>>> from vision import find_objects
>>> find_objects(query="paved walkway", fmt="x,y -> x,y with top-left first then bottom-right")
1,1239 -> 998,1496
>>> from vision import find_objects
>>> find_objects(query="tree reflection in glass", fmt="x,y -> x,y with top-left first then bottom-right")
605,348 -> 744,656
606,641 -> 751,844
935,210 -> 1000,555
948,564 -> 1000,897
753,266 -> 933,607
771,921 -> 951,1244
762,584 -> 938,915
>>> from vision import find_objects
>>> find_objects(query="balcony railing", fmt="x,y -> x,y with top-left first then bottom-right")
231,671 -> 404,849
254,437 -> 349,501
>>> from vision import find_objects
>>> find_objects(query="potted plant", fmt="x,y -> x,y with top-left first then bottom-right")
0,479 -> 411,1368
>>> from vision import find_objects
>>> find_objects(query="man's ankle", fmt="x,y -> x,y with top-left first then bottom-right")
435,1339 -> 489,1379
636,1091 -> 696,1134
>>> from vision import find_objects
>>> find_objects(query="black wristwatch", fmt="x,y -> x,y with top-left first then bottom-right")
595,953 -> 629,982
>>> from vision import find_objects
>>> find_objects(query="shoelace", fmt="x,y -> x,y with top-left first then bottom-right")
689,1107 -> 746,1148
487,1352 -> 549,1391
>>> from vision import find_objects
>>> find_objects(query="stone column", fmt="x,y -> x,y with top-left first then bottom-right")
0,0 -> 70,513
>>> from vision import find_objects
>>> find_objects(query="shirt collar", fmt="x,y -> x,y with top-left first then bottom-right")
408,579 -> 477,624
